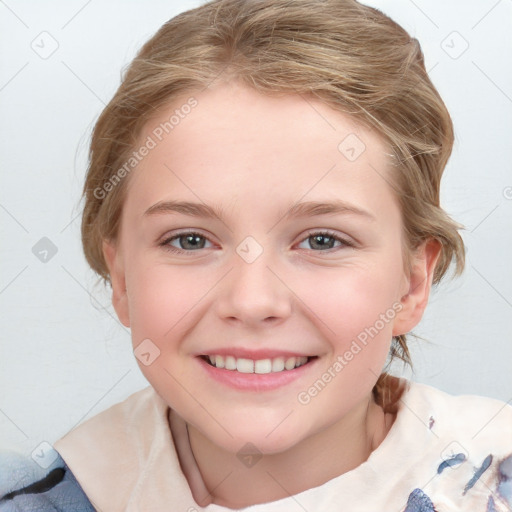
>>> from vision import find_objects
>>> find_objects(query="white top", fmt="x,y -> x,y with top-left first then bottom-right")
54,379 -> 512,511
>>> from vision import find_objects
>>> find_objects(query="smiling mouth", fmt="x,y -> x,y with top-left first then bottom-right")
200,354 -> 317,374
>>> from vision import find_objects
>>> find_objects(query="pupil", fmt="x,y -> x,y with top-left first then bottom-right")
311,235 -> 334,250
181,234 -> 204,250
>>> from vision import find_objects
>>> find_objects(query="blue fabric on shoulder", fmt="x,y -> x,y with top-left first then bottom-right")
0,450 -> 94,511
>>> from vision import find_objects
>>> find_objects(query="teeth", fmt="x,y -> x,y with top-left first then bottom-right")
225,355 -> 237,370
285,357 -> 296,370
272,357 -> 285,372
255,359 -> 271,374
205,355 -> 310,373
236,358 -> 254,373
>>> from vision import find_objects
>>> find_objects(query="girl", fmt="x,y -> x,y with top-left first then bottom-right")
1,0 -> 511,510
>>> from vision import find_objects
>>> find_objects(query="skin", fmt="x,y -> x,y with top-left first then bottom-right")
103,81 -> 440,508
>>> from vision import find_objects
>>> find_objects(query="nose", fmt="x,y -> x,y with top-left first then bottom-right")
214,249 -> 292,327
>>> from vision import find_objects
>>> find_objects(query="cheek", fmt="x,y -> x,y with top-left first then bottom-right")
126,260 -> 214,343
124,263 -> 211,405
294,262 -> 401,345
291,266 -> 399,425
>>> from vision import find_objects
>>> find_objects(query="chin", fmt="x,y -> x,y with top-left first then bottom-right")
201,416 -> 313,456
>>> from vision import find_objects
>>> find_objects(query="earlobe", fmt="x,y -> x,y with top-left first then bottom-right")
392,239 -> 441,336
102,240 -> 131,327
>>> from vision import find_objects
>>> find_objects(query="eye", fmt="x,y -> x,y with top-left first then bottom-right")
297,230 -> 353,251
160,232 -> 213,253
159,229 -> 353,254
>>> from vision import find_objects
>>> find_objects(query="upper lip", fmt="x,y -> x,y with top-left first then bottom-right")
196,348 -> 316,359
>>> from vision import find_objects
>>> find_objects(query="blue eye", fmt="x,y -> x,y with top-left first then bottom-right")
160,232 -> 213,252
159,230 -> 353,254
297,231 -> 352,251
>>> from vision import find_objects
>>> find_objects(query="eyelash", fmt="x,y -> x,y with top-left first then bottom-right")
158,229 -> 355,255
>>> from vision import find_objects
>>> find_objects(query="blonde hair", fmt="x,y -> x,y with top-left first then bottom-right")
81,0 -> 465,373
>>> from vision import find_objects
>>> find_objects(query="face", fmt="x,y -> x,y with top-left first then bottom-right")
104,82 -> 435,455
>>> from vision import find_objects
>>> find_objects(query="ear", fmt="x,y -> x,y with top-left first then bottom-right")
392,238 -> 441,336
102,240 -> 130,327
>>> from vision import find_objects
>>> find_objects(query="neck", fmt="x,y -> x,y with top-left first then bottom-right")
183,393 -> 394,509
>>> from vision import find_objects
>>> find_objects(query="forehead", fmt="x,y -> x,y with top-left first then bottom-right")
125,82 -> 396,221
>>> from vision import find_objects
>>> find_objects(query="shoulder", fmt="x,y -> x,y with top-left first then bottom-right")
405,380 -> 512,443
54,386 -> 164,458
0,388 -> 162,512
0,448 -> 94,511
50,386 -> 171,510
64,386 -> 162,433
395,380 -> 512,511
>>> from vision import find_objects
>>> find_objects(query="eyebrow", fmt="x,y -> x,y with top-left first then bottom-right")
143,199 -> 375,222
281,200 -> 376,222
143,200 -> 226,220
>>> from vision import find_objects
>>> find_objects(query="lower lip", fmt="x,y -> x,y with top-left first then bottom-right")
196,356 -> 318,392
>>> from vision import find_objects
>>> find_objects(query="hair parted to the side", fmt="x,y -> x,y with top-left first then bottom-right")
81,0 -> 465,389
